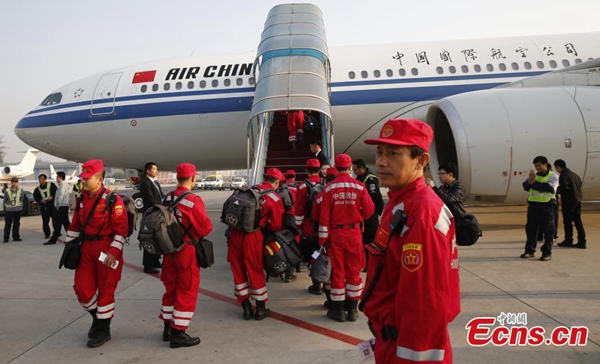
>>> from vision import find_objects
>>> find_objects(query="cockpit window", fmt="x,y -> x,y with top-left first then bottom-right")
40,92 -> 62,106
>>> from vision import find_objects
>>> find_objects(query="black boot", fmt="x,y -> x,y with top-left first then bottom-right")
308,281 -> 323,295
291,141 -> 297,152
170,328 -> 200,348
346,300 -> 359,322
87,319 -> 111,348
327,300 -> 346,322
254,300 -> 271,321
242,298 -> 254,320
323,288 -> 332,309
87,309 -> 99,339
163,320 -> 171,342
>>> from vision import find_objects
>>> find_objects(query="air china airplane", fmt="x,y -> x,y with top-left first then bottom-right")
0,148 -> 39,182
13,4 -> 600,204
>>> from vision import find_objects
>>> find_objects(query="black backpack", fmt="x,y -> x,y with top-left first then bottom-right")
303,179 -> 323,220
455,213 -> 483,246
221,187 -> 272,232
263,229 -> 302,277
303,114 -> 319,134
107,192 -> 138,237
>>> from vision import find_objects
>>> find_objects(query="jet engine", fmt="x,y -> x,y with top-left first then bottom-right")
426,86 -> 600,204
3,167 -> 10,174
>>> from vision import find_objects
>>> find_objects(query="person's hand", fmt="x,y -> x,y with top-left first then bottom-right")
425,178 -> 435,188
528,170 -> 536,185
103,252 -> 117,268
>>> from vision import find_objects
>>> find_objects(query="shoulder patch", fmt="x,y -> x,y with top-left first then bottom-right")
401,243 -> 423,272
114,204 -> 124,215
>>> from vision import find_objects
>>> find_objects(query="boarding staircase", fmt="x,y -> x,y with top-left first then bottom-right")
247,3 -> 334,185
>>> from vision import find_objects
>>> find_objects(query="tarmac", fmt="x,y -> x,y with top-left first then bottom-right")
0,189 -> 598,364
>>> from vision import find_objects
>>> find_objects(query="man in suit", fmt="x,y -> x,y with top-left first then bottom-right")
140,162 -> 164,273
310,140 -> 330,168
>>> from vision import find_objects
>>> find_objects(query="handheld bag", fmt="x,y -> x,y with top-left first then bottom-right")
455,213 -> 482,246
59,190 -> 105,270
194,238 -> 215,269
309,248 -> 331,284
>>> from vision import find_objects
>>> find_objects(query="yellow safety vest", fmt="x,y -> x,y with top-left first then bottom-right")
37,184 -> 51,200
6,188 -> 23,208
528,171 -> 555,203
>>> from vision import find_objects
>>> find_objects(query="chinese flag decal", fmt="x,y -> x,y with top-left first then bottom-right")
132,70 -> 157,84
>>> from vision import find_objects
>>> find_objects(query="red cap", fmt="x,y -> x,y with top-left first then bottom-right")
176,163 -> 196,178
364,119 -> 433,152
334,154 -> 352,168
264,168 -> 284,181
285,169 -> 296,177
326,167 -> 338,176
306,158 -> 320,168
79,159 -> 104,178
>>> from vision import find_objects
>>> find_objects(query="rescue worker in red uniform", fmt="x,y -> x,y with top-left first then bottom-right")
66,160 -> 129,348
283,169 -> 299,283
362,119 -> 460,363
227,168 -> 284,320
294,158 -> 323,294
287,110 -> 305,152
318,154 -> 375,322
159,163 -> 213,348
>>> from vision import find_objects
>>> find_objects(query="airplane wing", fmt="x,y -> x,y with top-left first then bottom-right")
498,57 -> 600,89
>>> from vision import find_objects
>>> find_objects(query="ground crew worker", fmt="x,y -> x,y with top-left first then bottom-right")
159,163 -> 213,348
294,158 -> 323,294
33,173 -> 57,240
287,110 -> 305,152
352,159 -> 384,246
318,154 -> 374,322
73,179 -> 83,198
362,118 -> 460,363
66,159 -> 128,348
522,156 -> 558,261
45,171 -> 71,245
3,177 -> 25,243
554,159 -> 586,249
227,168 -> 284,320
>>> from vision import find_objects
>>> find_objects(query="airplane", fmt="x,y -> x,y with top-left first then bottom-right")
13,4 -> 600,204
49,165 -> 78,185
0,148 -> 39,182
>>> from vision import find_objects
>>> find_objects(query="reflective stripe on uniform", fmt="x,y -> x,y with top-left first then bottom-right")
325,182 -> 365,193
434,205 -> 453,235
396,346 -> 444,362
161,305 -> 174,320
97,303 -> 115,319
80,294 -> 98,310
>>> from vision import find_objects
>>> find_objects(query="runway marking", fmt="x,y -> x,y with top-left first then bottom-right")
122,261 -> 364,346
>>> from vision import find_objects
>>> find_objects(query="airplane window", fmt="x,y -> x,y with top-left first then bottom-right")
486,64 -> 494,72
449,66 -> 456,74
511,62 -> 519,70
562,59 -> 570,67
141,85 -> 148,93
236,78 -> 243,86
386,69 -> 393,77
474,64 -> 481,73
536,61 -> 545,69
575,58 -> 582,64
499,63 -> 507,71
224,79 -> 231,87
348,71 -> 356,79
249,77 -> 256,85
436,66 -> 443,75
40,94 -> 53,106
212,79 -> 219,87
187,81 -> 194,89
152,84 -> 159,92
164,83 -> 171,91
411,68 -> 418,76
524,62 -> 532,70
399,69 -> 406,76
200,80 -> 206,88
374,70 -> 381,78
50,93 -> 62,105
361,70 -> 368,78
175,82 -> 182,90
549,60 -> 557,68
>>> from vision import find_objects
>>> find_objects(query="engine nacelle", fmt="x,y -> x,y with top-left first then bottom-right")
3,166 -> 10,174
426,86 -> 600,204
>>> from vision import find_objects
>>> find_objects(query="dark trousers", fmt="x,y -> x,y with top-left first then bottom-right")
4,211 -> 22,241
362,213 -> 380,245
40,205 -> 55,238
562,202 -> 586,243
525,202 -> 555,256
143,248 -> 161,269
50,206 -> 70,242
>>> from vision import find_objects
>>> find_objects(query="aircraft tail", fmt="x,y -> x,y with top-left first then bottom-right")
16,148 -> 39,173
50,165 -> 56,179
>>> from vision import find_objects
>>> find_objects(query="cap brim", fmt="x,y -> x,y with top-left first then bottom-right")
364,138 -> 414,146
78,172 -> 95,178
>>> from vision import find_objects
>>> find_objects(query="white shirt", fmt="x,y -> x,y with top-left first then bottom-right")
55,182 -> 70,207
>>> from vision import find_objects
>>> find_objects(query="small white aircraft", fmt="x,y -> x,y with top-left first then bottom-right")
0,148 -> 39,182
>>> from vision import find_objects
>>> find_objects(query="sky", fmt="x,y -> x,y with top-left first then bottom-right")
1,0 -> 599,163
